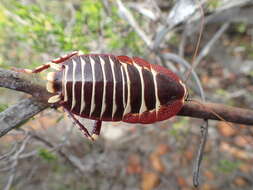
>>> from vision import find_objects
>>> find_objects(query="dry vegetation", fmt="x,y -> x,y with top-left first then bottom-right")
0,0 -> 253,190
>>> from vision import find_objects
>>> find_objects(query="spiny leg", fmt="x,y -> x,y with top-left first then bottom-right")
91,120 -> 102,140
13,51 -> 82,74
52,50 -> 83,63
13,61 -> 63,74
64,108 -> 93,140
13,63 -> 51,74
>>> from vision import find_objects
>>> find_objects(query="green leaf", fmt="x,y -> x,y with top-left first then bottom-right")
217,159 -> 241,173
38,148 -> 57,162
0,104 -> 8,112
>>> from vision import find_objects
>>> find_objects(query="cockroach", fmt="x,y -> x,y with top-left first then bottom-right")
21,51 -> 188,140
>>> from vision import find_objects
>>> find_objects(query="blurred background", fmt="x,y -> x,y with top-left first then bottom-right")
0,0 -> 253,189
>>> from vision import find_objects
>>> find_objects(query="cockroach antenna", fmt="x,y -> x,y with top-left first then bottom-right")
181,0 -> 206,187
183,0 -> 234,187
184,0 -> 205,85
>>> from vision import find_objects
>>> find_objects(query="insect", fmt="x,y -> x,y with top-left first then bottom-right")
21,51 -> 188,140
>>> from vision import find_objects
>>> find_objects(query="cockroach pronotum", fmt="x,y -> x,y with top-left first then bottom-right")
20,51 -> 188,140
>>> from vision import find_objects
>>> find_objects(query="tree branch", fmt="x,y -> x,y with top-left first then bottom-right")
178,102 -> 253,125
0,68 -> 50,102
0,98 -> 48,138
0,68 -> 252,138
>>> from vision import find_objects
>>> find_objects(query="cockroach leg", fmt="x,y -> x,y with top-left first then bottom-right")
52,50 -> 83,63
12,63 -> 51,74
28,51 -> 79,73
91,120 -> 102,140
64,108 -> 93,140
48,95 -> 61,103
15,51 -> 82,74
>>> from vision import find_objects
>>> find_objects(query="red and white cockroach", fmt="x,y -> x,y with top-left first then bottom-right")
22,51 -> 188,140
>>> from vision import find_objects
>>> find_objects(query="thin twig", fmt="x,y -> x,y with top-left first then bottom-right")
193,119 -> 208,187
29,131 -> 86,173
193,22 -> 230,69
153,0 -> 206,50
127,2 -> 158,21
4,9 -> 29,25
64,3 -> 76,34
102,0 -> 110,14
4,134 -> 31,190
116,0 -> 152,48
215,0 -> 253,12
0,144 -> 18,161
178,25 -> 188,58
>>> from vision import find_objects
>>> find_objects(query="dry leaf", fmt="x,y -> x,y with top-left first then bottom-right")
155,144 -> 170,155
220,142 -> 253,160
204,170 -> 215,180
239,125 -> 247,129
141,171 -> 160,190
239,164 -> 252,173
234,136 -> 253,147
202,183 -> 217,190
126,154 -> 142,174
181,188 -> 193,190
234,177 -> 248,187
177,176 -> 187,187
180,188 -> 192,190
201,75 -> 210,84
184,149 -> 194,161
217,121 -> 236,137
149,153 -> 165,173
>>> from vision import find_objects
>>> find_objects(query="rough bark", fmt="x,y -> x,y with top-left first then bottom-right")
178,102 -> 253,125
0,98 -> 47,137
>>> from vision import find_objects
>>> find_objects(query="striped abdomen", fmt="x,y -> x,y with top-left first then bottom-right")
51,54 -> 186,123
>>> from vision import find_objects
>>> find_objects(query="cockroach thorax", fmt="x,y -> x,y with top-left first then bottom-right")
47,72 -> 61,104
